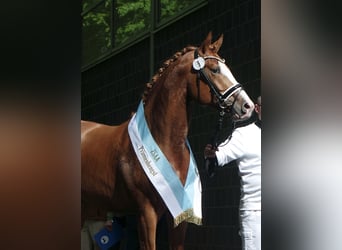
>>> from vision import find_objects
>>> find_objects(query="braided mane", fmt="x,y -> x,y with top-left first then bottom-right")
142,46 -> 197,102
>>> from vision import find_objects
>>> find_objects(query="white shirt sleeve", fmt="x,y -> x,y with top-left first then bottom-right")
215,128 -> 245,166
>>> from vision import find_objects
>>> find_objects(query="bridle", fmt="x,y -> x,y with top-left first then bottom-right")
193,49 -> 243,112
193,49 -> 243,177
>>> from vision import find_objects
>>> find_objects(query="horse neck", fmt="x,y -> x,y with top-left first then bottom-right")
144,75 -> 190,153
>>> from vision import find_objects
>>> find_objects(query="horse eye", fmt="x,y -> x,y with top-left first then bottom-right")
211,67 -> 220,74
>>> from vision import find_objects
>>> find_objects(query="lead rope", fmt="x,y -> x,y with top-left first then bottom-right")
212,108 -> 226,148
205,108 -> 225,178
205,109 -> 237,177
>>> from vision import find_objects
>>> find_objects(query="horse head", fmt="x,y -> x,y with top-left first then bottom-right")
186,32 -> 255,121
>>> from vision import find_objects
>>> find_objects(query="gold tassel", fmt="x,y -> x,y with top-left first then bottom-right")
173,209 -> 202,227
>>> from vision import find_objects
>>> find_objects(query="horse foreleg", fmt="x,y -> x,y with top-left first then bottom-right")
167,213 -> 188,250
137,206 -> 158,250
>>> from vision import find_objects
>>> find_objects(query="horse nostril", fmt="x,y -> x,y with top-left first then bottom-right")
244,103 -> 251,109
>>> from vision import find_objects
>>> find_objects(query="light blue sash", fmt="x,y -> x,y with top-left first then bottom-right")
128,101 -> 202,226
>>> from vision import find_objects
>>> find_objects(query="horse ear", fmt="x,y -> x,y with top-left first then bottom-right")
209,34 -> 224,53
199,32 -> 213,54
199,32 -> 224,54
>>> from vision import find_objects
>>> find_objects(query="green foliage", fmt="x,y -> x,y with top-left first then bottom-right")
82,0 -> 112,65
82,0 -> 199,65
114,0 -> 151,46
160,0 -> 195,20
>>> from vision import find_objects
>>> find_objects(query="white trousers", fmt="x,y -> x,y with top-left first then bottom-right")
239,210 -> 261,250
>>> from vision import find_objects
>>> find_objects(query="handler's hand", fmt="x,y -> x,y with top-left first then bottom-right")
204,144 -> 217,159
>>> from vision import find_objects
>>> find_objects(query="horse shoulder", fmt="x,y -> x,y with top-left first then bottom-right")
81,121 -> 128,196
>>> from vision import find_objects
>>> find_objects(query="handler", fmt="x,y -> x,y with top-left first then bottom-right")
204,96 -> 261,250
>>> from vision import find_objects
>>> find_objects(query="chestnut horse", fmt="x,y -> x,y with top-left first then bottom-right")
81,32 -> 254,250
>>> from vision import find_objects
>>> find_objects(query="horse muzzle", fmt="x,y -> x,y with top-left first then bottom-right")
230,90 -> 255,120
